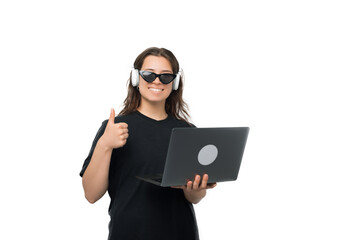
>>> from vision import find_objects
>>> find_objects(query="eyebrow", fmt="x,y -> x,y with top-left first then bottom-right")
143,68 -> 173,73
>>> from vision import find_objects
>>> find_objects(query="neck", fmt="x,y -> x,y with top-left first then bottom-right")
137,100 -> 168,121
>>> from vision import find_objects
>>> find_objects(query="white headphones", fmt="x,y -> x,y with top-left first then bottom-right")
131,68 -> 181,91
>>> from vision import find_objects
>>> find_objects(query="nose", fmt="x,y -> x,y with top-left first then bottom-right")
153,76 -> 162,84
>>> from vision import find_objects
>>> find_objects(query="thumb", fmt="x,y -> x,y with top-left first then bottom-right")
108,108 -> 115,125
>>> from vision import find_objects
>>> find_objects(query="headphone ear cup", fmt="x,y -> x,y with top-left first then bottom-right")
173,73 -> 180,90
131,69 -> 139,87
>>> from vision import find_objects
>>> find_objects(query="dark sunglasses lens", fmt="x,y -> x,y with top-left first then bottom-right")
160,74 -> 176,84
140,71 -> 156,82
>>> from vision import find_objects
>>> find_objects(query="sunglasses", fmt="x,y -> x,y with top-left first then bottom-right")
139,70 -> 177,84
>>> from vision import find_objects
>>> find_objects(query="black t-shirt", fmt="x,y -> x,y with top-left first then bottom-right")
80,111 -> 199,240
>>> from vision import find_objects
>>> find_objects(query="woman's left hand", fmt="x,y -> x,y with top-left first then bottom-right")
172,174 -> 217,204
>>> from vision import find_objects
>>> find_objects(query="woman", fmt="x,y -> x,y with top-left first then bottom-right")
80,47 -> 216,239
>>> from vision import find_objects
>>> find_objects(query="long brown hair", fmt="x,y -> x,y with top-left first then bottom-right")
120,47 -> 191,123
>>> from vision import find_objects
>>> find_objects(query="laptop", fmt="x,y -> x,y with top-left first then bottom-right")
136,127 -> 250,187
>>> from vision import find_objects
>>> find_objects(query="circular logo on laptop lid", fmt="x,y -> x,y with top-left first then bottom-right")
198,144 -> 218,165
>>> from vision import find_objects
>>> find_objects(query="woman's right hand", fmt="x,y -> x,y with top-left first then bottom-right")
100,108 -> 129,150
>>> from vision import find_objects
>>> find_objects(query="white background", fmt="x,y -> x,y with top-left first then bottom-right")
1,0 -> 359,239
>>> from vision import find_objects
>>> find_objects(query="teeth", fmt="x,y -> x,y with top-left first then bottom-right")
149,88 -> 163,92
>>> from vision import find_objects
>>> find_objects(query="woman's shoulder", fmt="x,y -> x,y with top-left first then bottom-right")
172,116 -> 196,128
100,111 -> 137,126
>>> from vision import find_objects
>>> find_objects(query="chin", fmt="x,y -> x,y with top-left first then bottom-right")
139,94 -> 165,104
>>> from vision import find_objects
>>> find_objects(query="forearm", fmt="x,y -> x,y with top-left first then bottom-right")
82,137 -> 112,203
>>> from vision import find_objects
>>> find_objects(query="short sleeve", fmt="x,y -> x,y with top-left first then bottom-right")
79,120 -> 107,177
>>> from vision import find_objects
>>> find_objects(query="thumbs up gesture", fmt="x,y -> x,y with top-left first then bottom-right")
101,108 -> 129,149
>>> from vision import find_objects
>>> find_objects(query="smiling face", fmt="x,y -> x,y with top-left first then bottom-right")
138,55 -> 174,106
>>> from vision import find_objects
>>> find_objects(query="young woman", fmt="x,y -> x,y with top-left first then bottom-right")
80,47 -> 216,239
